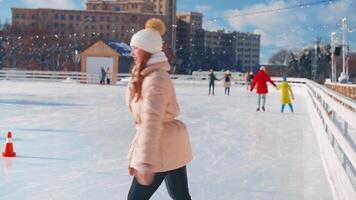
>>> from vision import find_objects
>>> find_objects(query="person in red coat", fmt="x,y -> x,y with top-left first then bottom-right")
250,66 -> 277,112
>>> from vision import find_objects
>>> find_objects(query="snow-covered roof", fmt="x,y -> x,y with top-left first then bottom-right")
104,40 -> 132,57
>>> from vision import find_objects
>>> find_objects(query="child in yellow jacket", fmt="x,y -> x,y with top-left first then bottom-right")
277,76 -> 295,113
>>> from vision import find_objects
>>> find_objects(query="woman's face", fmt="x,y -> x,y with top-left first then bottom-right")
131,47 -> 147,65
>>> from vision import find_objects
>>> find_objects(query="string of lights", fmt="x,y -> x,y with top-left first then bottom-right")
205,0 -> 336,22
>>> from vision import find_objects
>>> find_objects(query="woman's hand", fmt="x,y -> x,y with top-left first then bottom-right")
136,170 -> 155,186
128,164 -> 155,186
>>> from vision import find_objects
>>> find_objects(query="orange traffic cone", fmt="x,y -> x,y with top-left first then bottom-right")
2,131 -> 16,157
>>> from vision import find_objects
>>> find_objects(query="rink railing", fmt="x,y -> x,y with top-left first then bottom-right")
305,80 -> 356,199
325,82 -> 356,100
0,70 -> 93,83
0,70 -> 311,85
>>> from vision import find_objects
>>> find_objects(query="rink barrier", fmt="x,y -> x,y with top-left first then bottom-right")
305,80 -> 356,199
325,82 -> 356,100
0,70 -> 90,83
0,70 -> 250,85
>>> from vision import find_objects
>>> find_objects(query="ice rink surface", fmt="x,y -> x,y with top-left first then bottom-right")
0,80 -> 332,200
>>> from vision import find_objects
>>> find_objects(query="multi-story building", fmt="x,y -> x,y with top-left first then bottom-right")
150,0 -> 176,52
85,0 -> 176,51
176,12 -> 261,72
177,12 -> 203,30
12,0 -> 176,47
86,0 -> 154,13
204,30 -> 260,71
176,12 -> 204,72
11,8 -> 166,44
232,31 -> 261,71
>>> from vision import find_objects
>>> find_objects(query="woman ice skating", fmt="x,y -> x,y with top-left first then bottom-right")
249,71 -> 254,84
100,67 -> 106,84
245,71 -> 254,90
106,67 -> 112,85
125,18 -> 193,200
208,69 -> 218,95
221,70 -> 235,95
245,71 -> 250,90
277,76 -> 295,113
250,66 -> 277,112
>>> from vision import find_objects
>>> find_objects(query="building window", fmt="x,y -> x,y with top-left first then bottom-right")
16,14 -> 20,19
60,23 -> 65,28
116,17 -> 120,22
100,16 -> 105,22
32,14 -> 36,19
76,15 -> 81,20
21,14 -> 26,19
107,25 -> 110,30
91,25 -> 96,29
61,14 -> 65,20
54,23 -> 58,28
93,5 -> 96,10
69,24 -> 74,29
69,15 -> 74,20
100,24 -> 104,29
115,7 -> 121,11
107,16 -> 111,22
42,12 -> 48,17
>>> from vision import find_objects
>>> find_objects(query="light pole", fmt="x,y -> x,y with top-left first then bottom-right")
338,17 -> 349,83
331,32 -> 338,83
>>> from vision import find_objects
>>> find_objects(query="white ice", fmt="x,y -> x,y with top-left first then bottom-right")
0,80 -> 332,200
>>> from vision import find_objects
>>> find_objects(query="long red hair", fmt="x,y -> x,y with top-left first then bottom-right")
130,51 -> 152,102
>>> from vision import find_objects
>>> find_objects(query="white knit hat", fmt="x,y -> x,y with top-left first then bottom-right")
130,29 -> 162,54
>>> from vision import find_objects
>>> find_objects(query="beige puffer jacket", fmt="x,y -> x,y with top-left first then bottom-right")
126,61 -> 192,172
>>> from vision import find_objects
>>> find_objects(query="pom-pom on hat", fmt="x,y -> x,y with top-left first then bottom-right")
145,18 -> 166,36
130,18 -> 166,54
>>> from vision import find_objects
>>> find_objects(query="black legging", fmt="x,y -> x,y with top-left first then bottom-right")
209,82 -> 215,94
128,166 -> 191,200
225,87 -> 230,95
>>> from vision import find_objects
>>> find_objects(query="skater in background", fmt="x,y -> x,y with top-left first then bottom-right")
245,71 -> 250,90
277,76 -> 295,113
220,70 -> 235,95
100,67 -> 106,84
245,71 -> 254,90
208,69 -> 218,95
106,67 -> 112,85
249,71 -> 254,84
250,66 -> 277,112
126,18 -> 192,200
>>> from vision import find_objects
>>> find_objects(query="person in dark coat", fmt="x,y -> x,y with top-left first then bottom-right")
100,67 -> 107,84
249,71 -> 254,83
250,66 -> 277,112
208,69 -> 219,95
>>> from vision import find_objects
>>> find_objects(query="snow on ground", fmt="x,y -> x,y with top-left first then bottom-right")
0,80 -> 332,200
